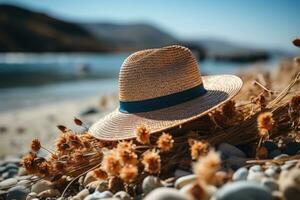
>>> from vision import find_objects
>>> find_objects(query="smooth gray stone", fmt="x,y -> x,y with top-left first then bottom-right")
142,176 -> 163,194
144,187 -> 188,200
113,191 -> 131,200
7,185 -> 30,200
261,178 -> 279,191
249,165 -> 262,172
0,178 -> 18,189
226,156 -> 248,170
213,181 -> 272,200
175,174 -> 196,189
232,167 -> 248,181
274,154 -> 289,160
264,168 -> 279,179
281,163 -> 296,171
2,169 -> 18,179
247,171 -> 265,182
84,191 -> 113,200
218,143 -> 246,158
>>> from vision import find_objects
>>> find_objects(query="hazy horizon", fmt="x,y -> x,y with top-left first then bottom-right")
0,0 -> 299,52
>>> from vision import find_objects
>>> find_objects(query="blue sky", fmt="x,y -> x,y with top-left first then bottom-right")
1,0 -> 299,51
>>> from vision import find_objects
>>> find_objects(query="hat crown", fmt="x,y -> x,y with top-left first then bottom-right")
119,45 -> 202,101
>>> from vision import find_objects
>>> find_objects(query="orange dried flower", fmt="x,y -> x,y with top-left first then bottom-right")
258,128 -> 269,140
222,100 -> 236,116
117,141 -> 135,152
55,134 -> 70,153
102,150 -> 121,176
157,132 -> 174,152
142,149 -> 161,174
53,161 -> 65,171
21,152 -> 37,173
136,125 -> 150,144
120,164 -> 138,183
257,112 -> 274,131
67,133 -> 83,149
190,140 -> 210,160
118,149 -> 138,166
38,161 -> 53,176
31,138 -> 41,152
256,146 -> 268,159
193,149 -> 221,184
93,168 -> 108,180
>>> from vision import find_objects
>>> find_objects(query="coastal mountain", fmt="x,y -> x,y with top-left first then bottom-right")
80,23 -> 178,51
0,4 -> 272,63
0,4 -> 177,52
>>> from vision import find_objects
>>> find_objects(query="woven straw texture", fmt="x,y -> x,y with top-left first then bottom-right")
90,45 -> 243,140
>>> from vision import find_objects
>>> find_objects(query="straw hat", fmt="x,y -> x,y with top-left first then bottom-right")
90,45 -> 243,140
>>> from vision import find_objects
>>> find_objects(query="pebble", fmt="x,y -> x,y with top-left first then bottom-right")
96,181 -> 108,192
84,190 -> 113,200
225,156 -> 248,170
175,174 -> 196,189
261,178 -> 279,191
2,169 -> 18,179
71,189 -> 89,200
31,180 -> 53,194
113,191 -> 131,200
86,180 -> 101,192
268,149 -> 282,158
174,169 -> 192,178
279,168 -> 300,200
0,178 -> 18,189
218,143 -> 246,158
232,167 -> 248,181
273,154 -> 289,160
26,192 -> 37,200
281,163 -> 296,171
247,171 -> 265,182
38,188 -> 61,198
249,165 -> 262,172
7,185 -> 30,200
264,168 -> 279,179
83,171 -> 97,187
213,181 -> 272,200
144,187 -> 188,200
142,176 -> 163,194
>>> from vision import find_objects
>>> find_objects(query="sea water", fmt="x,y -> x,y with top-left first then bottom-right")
0,53 -> 279,112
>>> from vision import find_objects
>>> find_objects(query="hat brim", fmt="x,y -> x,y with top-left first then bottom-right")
90,75 -> 243,141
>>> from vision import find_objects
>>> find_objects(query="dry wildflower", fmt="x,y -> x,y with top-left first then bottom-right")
258,128 -> 269,140
135,125 -> 150,144
38,161 -> 53,176
190,140 -> 210,160
222,100 -> 236,116
187,182 -> 207,200
118,149 -> 138,166
21,152 -> 37,173
293,38 -> 300,48
74,117 -> 83,126
102,149 -> 122,176
142,149 -> 161,174
157,132 -> 174,152
290,95 -> 300,118
67,133 -> 83,149
117,140 -> 135,152
53,161 -> 65,171
256,146 -> 268,159
31,138 -> 41,152
120,164 -> 138,183
55,134 -> 70,153
57,125 -> 68,132
92,168 -> 108,180
108,176 -> 125,193
193,149 -> 221,184
257,112 -> 274,131
251,93 -> 267,109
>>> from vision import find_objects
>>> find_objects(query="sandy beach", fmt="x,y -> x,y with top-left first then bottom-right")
0,93 -> 118,156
